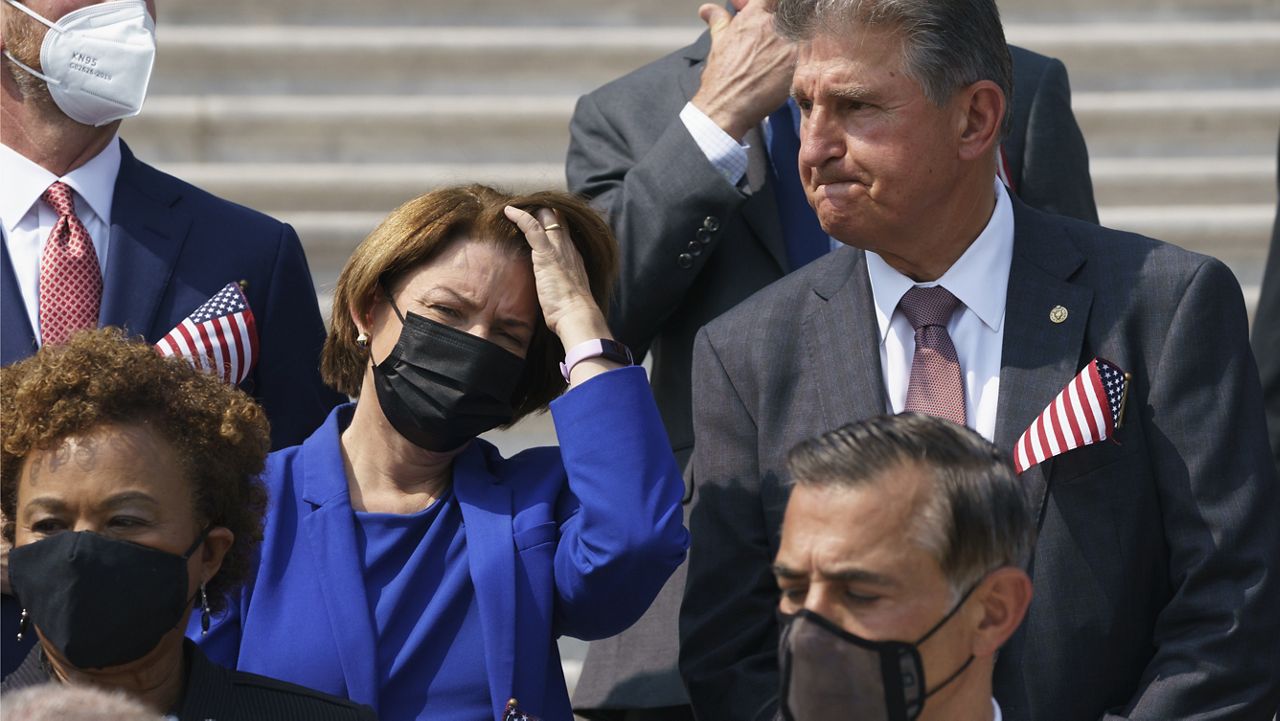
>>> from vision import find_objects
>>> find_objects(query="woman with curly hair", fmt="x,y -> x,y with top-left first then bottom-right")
193,185 -> 689,720
0,328 -> 375,721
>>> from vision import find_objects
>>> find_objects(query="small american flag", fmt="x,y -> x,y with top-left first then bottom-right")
156,282 -> 258,385
502,698 -> 541,721
1013,358 -> 1130,474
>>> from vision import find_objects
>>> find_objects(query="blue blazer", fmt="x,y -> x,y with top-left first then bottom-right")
1,141 -> 344,677
194,367 -> 689,720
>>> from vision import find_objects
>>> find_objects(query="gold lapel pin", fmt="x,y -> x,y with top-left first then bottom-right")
1049,305 -> 1068,324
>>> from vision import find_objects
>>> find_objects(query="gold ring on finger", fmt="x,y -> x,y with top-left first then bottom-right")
542,224 -> 563,231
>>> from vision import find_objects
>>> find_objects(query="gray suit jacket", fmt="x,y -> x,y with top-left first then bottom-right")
1252,136 -> 1280,473
680,198 -> 1280,720
567,31 -> 1097,712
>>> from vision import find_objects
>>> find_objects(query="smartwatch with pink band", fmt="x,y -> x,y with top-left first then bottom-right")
560,338 -> 634,382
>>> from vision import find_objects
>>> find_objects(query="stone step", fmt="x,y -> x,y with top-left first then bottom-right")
153,161 -> 566,212
121,88 -> 1280,165
1091,157 -> 1275,207
147,23 -> 1280,96
1008,23 -> 1280,91
1073,89 -> 1280,158
159,0 -> 1280,25
124,96 -> 575,164
151,26 -> 691,96
1097,204 -> 1274,265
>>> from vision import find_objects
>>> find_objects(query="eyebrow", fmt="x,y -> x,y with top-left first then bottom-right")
100,491 -> 161,510
772,563 -> 899,588
418,287 -> 535,334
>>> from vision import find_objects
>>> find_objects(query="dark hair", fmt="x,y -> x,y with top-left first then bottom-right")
321,184 -> 618,423
774,0 -> 1014,138
1,328 -> 270,613
787,413 -> 1033,592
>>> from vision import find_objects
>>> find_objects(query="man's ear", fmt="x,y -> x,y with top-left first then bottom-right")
970,566 -> 1032,658
955,79 -> 1005,162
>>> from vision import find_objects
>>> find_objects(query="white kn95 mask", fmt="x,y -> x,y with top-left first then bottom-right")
3,0 -> 156,127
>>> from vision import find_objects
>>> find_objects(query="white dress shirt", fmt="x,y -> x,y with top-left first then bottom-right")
864,180 -> 1015,441
993,697 -> 1003,721
0,136 -> 120,343
679,101 -> 842,252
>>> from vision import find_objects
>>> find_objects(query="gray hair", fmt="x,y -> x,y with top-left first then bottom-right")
2,683 -> 165,721
774,0 -> 1014,138
786,413 -> 1034,594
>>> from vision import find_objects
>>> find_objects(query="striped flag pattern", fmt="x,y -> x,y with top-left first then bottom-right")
156,282 -> 258,385
1014,358 -> 1129,474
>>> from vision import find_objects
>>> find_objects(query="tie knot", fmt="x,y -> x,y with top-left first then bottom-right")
41,181 -> 77,218
899,285 -> 961,331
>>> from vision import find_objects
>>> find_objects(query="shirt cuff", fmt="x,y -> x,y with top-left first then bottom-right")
679,101 -> 750,188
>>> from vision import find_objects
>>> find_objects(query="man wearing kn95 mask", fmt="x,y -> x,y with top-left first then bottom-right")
773,414 -> 1034,721
0,0 -> 344,677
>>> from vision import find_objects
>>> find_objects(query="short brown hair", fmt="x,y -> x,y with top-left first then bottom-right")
321,184 -> 618,422
787,413 -> 1034,594
1,328 -> 270,613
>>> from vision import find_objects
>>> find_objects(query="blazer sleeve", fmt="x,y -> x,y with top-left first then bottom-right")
1017,57 -> 1098,224
548,366 -> 689,640
566,90 -> 750,360
252,224 -> 346,450
1109,258 -> 1280,718
678,327 -> 782,721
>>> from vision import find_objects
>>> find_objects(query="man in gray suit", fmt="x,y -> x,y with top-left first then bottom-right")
567,1 -> 1095,716
679,0 -> 1280,719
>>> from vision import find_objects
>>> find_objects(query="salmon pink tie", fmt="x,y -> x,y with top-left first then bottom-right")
39,181 -> 102,346
899,285 -> 966,427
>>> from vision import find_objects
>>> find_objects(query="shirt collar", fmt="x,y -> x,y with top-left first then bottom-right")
0,135 -> 121,233
993,697 -> 1003,721
865,180 -> 1015,343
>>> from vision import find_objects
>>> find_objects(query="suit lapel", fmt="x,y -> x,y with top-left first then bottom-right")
99,142 -> 192,341
298,411 -> 380,712
807,249 -> 888,430
452,446 -> 517,721
681,33 -> 789,275
0,238 -> 37,364
994,200 -> 1092,529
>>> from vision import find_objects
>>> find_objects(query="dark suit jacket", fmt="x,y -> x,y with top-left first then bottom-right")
1,640 -> 377,720
1252,136 -> 1280,473
566,32 -> 1097,712
0,141 -> 344,677
679,198 -> 1280,720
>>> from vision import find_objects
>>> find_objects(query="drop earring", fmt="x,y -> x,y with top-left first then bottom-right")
356,332 -> 369,349
199,583 -> 211,637
16,608 -> 27,643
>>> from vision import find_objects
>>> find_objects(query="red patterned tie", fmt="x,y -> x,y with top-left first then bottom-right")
899,286 -> 966,426
39,181 -> 103,345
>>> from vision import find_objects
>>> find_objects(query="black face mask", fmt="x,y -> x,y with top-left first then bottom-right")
9,529 -> 207,670
371,292 -> 526,452
778,583 -> 979,721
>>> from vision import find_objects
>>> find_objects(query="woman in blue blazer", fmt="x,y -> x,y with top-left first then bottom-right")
192,185 -> 689,720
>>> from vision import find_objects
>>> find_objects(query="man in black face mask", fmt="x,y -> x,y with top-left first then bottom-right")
772,413 -> 1034,721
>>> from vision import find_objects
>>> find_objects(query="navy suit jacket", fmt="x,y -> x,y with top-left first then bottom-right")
1,141 -> 344,676
191,367 -> 689,721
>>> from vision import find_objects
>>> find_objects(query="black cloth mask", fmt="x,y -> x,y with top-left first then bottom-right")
778,583 -> 980,721
371,292 -> 526,452
9,529 -> 206,670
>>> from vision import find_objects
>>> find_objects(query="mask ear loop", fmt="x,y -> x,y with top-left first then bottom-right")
379,279 -> 407,324
3,0 -> 63,85
4,0 -> 58,31
913,578 -> 984,700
